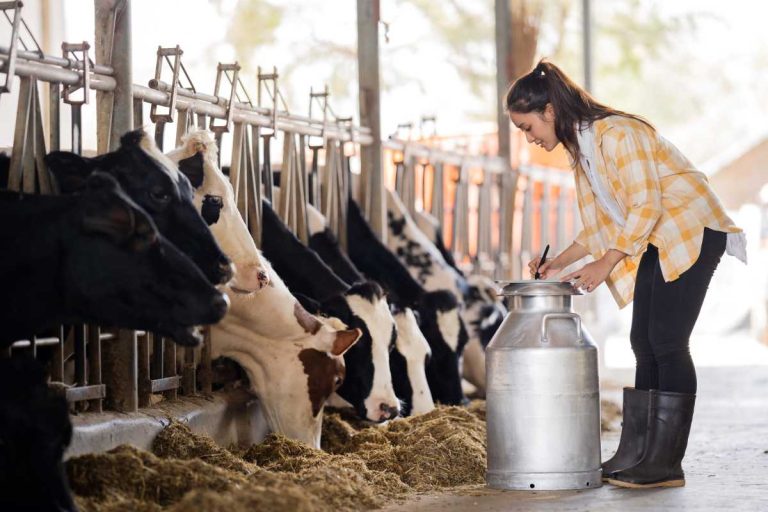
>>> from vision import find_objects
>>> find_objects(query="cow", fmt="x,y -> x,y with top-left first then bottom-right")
212,255 -> 361,449
385,189 -> 465,299
412,208 -> 464,276
346,198 -> 469,406
160,137 -> 362,446
385,189 -> 506,395
460,274 -> 507,395
305,204 -> 434,416
0,356 -> 77,512
389,305 -> 434,416
260,200 -> 400,422
44,129 -> 236,287
0,172 -> 228,348
165,130 -> 270,294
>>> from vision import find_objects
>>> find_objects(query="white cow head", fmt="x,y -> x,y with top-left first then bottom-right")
390,307 -> 434,416
166,130 -> 269,295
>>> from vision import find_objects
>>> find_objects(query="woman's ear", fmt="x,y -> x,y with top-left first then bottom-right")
543,103 -> 555,121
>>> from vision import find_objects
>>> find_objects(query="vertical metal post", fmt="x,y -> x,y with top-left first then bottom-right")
95,0 -> 133,152
357,0 -> 385,240
583,0 -> 593,93
495,0 -> 511,164
102,329 -> 138,412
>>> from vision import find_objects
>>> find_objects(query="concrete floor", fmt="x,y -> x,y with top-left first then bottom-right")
382,365 -> 768,512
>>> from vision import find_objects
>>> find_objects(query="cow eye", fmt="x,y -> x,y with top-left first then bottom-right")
149,188 -> 171,204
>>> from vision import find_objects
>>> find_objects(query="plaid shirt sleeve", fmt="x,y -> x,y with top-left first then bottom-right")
610,128 -> 663,256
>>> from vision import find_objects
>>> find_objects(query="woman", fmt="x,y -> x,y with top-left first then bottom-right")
507,60 -> 746,489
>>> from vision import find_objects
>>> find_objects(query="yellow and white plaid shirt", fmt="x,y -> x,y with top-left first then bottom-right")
572,115 -> 742,308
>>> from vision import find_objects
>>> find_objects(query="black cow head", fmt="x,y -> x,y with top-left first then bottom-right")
45,130 -> 232,286
0,357 -> 76,512
417,290 -> 469,406
64,172 -> 228,346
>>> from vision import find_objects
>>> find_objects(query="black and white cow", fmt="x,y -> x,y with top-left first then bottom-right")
260,200 -> 400,422
45,130 -> 237,287
306,204 -> 434,416
347,198 -> 469,406
386,189 -> 507,395
0,356 -> 76,512
0,172 -> 228,347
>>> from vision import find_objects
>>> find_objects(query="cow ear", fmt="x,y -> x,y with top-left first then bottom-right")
45,151 -> 94,193
331,328 -> 360,356
177,152 -> 205,188
81,173 -> 137,242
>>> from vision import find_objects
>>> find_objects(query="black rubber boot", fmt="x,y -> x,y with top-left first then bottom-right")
607,390 -> 696,488
601,388 -> 651,481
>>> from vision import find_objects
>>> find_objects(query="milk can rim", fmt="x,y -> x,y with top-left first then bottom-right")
495,280 -> 583,296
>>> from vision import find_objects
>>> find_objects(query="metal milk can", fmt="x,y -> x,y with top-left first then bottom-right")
485,280 -> 602,491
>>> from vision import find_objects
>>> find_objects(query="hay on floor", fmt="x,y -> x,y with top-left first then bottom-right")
152,420 -> 255,475
67,445 -> 245,507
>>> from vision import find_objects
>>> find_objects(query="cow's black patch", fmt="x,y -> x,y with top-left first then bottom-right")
260,200 -> 350,302
308,228 -> 365,285
201,194 -> 223,225
417,290 -> 468,406
347,280 -> 384,304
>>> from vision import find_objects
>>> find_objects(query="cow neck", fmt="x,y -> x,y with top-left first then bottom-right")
260,199 -> 350,302
0,194 -> 73,345
308,228 -> 365,285
346,198 -> 426,308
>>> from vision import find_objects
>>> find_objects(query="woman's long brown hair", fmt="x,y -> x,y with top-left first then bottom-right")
505,60 -> 653,161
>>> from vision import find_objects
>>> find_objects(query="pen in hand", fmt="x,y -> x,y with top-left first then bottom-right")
534,244 -> 550,280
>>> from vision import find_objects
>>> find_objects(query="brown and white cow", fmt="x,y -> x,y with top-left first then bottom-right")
212,257 -> 359,448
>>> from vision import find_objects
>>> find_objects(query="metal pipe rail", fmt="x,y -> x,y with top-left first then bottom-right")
0,53 -> 373,145
0,54 -> 116,89
0,44 -> 114,75
383,137 -> 507,173
147,79 -> 373,144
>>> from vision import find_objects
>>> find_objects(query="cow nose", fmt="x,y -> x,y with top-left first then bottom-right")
219,261 -> 234,283
379,403 -> 399,420
210,293 -> 230,319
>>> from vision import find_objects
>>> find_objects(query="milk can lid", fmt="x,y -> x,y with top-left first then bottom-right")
495,280 -> 582,297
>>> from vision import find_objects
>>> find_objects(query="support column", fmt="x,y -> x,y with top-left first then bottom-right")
357,0 -> 385,240
95,0 -> 132,152
582,0 -> 593,93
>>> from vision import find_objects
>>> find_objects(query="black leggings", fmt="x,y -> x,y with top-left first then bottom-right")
630,228 -> 726,394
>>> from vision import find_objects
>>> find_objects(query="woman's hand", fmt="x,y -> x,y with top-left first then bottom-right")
527,256 -> 562,280
560,249 -> 627,293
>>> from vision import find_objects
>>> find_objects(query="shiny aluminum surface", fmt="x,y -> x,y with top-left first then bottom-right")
485,281 -> 602,491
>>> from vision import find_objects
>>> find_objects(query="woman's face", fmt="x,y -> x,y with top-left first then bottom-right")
509,104 -> 558,151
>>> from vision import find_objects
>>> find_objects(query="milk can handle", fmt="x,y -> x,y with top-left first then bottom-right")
540,313 -> 582,344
